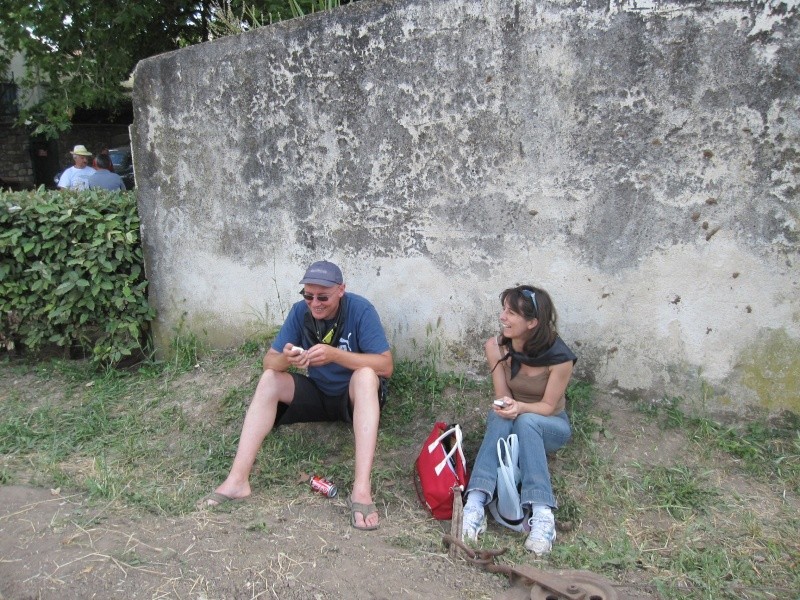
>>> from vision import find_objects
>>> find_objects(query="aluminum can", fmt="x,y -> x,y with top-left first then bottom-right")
309,475 -> 338,498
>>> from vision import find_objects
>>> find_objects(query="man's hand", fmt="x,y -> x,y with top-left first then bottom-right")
273,344 -> 392,378
304,344 -> 338,367
283,343 -> 310,368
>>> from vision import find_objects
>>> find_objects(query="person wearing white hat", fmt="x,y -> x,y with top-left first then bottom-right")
57,145 -> 96,190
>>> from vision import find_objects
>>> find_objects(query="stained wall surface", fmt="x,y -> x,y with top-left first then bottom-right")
132,0 -> 800,415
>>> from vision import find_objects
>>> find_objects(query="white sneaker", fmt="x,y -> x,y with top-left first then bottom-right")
525,508 -> 556,554
462,504 -> 487,542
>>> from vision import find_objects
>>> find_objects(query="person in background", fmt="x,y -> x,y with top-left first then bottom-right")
88,154 -> 125,191
93,145 -> 114,172
198,261 -> 393,531
462,285 -> 577,555
57,145 -> 96,190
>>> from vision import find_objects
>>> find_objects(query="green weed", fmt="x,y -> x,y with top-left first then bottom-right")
550,531 -> 639,572
633,464 -> 718,519
169,319 -> 205,373
638,397 -> 800,492
219,386 -> 251,425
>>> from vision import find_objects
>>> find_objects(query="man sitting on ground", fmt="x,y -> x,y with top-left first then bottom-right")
198,260 -> 393,530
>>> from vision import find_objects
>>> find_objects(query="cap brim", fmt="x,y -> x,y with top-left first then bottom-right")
299,278 -> 340,286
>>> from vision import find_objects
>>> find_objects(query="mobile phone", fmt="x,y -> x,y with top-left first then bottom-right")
493,399 -> 507,407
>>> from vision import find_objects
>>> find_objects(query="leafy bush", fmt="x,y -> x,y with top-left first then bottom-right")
0,187 -> 154,365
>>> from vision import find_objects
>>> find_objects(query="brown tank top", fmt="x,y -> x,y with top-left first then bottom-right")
502,360 -> 566,413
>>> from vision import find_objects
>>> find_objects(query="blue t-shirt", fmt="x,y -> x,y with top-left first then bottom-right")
88,170 -> 126,191
271,292 -> 390,395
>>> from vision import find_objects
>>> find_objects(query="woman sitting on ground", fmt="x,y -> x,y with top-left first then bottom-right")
462,285 -> 577,555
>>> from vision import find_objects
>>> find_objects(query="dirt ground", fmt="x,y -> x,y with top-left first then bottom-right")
0,479 -> 659,600
1,481 -> 503,600
4,353 -> 799,600
0,379 -> 668,600
14,356 -> 794,599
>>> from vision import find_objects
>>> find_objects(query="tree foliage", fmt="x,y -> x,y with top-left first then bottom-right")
0,0 -> 352,139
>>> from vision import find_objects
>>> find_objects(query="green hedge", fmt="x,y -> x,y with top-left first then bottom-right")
1,187 -> 155,365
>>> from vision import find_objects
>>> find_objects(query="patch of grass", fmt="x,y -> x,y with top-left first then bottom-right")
219,386 -> 251,425
246,520 -> 272,533
632,464 -> 718,519
246,426 -> 347,491
550,530 -> 640,572
549,394 -> 800,599
2,353 -> 799,599
551,473 -> 581,525
386,359 -> 487,429
566,380 -> 605,442
648,536 -> 796,600
638,397 -> 800,493
386,359 -> 442,423
114,549 -> 148,568
84,456 -> 127,500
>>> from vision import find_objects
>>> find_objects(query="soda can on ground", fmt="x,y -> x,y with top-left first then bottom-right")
309,475 -> 338,498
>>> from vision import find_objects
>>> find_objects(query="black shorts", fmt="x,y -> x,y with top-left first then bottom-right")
274,373 -> 387,427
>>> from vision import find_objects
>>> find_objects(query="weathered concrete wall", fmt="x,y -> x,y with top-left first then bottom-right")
132,0 -> 800,416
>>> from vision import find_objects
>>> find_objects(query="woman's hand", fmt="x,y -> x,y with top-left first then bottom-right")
493,396 -> 518,419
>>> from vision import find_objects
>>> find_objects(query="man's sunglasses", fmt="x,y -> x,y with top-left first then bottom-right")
300,289 -> 334,302
521,289 -> 538,317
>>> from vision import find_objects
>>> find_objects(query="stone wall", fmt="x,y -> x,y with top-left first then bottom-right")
131,0 -> 800,416
0,118 -> 33,189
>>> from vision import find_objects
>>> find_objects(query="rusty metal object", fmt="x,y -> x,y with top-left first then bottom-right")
514,566 -> 617,600
442,533 -> 508,566
442,534 -> 618,600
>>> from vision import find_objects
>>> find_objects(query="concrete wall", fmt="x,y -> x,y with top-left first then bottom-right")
131,0 -> 800,416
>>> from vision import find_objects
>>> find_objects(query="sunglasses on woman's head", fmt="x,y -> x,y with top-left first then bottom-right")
300,289 -> 333,302
521,289 -> 538,317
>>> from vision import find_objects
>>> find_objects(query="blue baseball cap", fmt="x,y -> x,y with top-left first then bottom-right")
299,261 -> 343,287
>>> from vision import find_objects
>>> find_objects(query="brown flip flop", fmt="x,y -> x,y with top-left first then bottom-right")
196,491 -> 242,510
347,496 -> 379,531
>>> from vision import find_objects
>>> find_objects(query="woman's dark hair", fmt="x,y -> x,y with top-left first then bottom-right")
497,285 -> 558,357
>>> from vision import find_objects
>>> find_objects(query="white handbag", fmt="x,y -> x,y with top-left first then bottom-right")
487,434 -> 530,532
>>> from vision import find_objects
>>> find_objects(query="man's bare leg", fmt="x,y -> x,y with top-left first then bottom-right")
349,367 -> 381,528
200,369 -> 295,506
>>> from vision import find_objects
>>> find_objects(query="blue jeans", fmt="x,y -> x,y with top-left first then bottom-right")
466,410 -> 571,509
